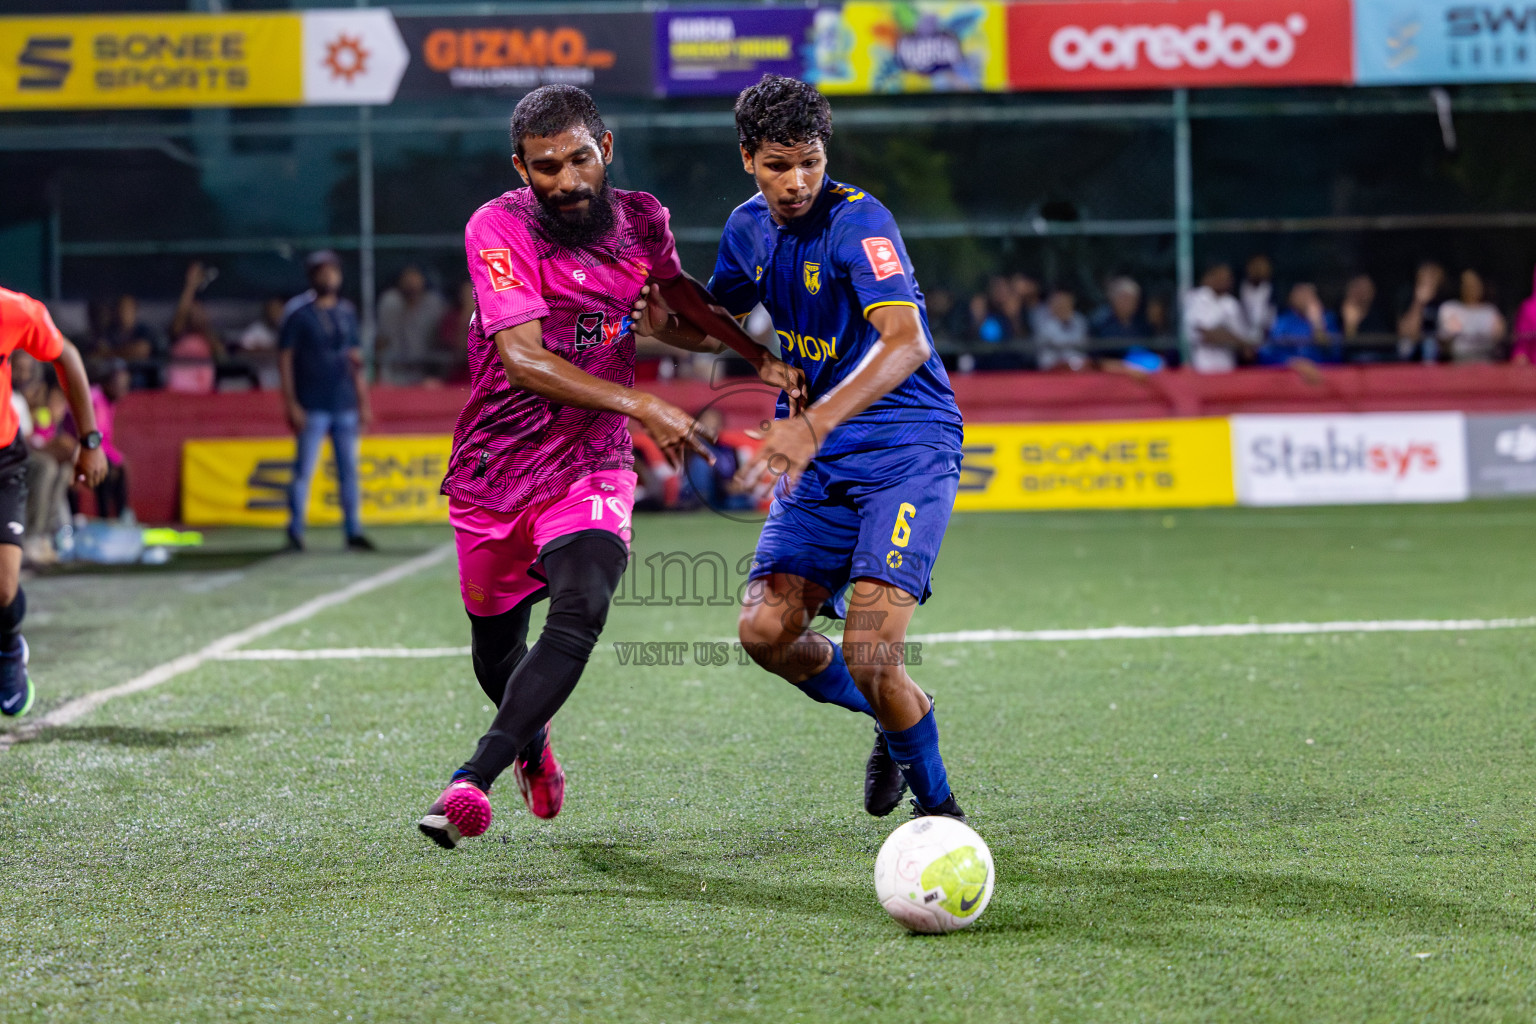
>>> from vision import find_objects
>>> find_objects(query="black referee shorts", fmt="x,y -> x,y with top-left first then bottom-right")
0,432 -> 29,548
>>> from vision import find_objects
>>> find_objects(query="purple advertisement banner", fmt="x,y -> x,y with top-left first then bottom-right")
655,8 -> 816,96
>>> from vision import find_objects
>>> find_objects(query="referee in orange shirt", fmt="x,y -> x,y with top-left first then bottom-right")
0,287 -> 108,717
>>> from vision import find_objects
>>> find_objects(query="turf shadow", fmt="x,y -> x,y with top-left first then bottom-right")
25,725 -> 247,748
981,858 -> 1535,941
475,840 -> 875,923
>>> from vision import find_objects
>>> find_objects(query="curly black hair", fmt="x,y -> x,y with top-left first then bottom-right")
734,74 -> 833,155
509,84 -> 608,159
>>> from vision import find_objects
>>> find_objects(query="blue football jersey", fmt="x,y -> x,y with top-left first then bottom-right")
709,179 -> 963,456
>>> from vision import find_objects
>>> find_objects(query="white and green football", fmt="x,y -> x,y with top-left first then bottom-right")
875,815 -> 994,934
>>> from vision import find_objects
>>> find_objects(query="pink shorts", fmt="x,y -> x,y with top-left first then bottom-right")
451,469 -> 635,615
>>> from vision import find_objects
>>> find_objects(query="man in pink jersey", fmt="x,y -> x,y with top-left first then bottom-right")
419,85 -> 802,849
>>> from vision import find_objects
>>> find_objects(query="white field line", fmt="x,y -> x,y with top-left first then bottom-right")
909,617 -> 1536,644
0,544 -> 454,751
181,614 -> 1536,664
218,646 -> 471,661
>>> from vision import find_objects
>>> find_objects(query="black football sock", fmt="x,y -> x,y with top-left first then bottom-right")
460,531 -> 627,787
468,595 -> 538,707
0,587 -> 26,653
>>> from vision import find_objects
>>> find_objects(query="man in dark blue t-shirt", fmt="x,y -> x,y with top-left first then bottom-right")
279,250 -> 374,552
633,75 -> 966,824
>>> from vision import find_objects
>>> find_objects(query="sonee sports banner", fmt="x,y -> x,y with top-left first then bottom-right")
0,9 -> 406,110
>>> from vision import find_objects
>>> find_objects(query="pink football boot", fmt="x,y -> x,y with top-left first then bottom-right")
418,780 -> 492,849
512,725 -> 566,820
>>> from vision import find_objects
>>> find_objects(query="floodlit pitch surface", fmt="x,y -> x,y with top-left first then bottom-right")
2,505 -> 1535,1022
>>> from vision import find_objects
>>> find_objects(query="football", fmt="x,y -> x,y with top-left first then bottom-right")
875,816 -> 995,934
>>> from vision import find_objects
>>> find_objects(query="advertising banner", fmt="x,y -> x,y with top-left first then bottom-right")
1231,413 -> 1469,506
0,10 -> 407,110
954,418 -> 1235,511
1007,0 -> 1353,90
182,435 -> 452,527
1354,0 -> 1536,85
0,12 -> 303,109
810,1 -> 1009,94
394,13 -> 653,98
1464,414 -> 1536,496
655,8 -> 817,96
300,10 -> 410,106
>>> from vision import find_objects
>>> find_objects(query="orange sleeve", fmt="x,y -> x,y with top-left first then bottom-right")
19,297 -> 65,363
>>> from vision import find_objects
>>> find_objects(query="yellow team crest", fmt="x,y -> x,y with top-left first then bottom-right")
803,261 -> 821,295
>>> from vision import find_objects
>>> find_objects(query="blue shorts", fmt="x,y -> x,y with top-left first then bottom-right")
750,443 -> 961,617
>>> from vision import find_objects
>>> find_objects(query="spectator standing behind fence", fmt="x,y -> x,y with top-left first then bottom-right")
1340,274 -> 1391,342
1033,288 -> 1090,371
1089,276 -> 1153,346
377,266 -> 448,385
1239,254 -> 1277,340
1183,263 -> 1253,373
1397,261 -> 1446,363
94,292 -> 161,388
167,261 -> 225,394
435,280 -> 475,383
1511,265 -> 1536,363
279,250 -> 374,553
1437,269 -> 1506,363
1260,283 -> 1343,368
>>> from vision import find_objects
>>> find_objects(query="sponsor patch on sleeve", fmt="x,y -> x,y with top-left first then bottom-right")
479,248 -> 521,291
861,237 -> 904,281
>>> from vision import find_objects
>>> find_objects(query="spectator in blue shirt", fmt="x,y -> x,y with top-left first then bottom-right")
278,250 -> 374,553
1260,282 -> 1343,368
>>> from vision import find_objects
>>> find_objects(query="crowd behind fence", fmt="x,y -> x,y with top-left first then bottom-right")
41,250 -> 1536,394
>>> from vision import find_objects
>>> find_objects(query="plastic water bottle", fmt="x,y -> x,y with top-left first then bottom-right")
72,520 -> 144,564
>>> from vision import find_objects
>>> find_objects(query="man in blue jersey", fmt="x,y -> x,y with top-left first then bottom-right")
632,74 -> 965,821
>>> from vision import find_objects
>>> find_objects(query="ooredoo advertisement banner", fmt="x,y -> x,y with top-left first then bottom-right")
1231,413 -> 1469,506
1006,0 -> 1354,90
394,13 -> 653,98
655,8 -> 817,96
1354,0 -> 1536,85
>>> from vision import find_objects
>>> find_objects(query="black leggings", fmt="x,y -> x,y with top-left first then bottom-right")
461,530 -> 628,787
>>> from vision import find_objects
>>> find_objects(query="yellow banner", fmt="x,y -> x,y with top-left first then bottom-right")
0,13 -> 303,110
182,435 -> 452,527
812,2 -> 1008,94
955,419 -> 1236,511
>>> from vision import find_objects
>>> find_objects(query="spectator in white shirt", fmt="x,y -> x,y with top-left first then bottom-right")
1239,254 -> 1276,339
1437,268 -> 1507,363
1183,263 -> 1254,373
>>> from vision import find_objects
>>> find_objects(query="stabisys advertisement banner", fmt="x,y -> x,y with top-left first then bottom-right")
654,8 -> 817,96
182,435 -> 452,527
1353,0 -> 1536,85
393,13 -> 653,98
1006,0 -> 1354,90
810,1 -> 1011,94
1231,413 -> 1469,506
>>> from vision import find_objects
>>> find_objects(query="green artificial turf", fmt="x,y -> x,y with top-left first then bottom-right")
1,504 -> 1534,1022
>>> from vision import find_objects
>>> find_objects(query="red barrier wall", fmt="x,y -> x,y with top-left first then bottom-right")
114,365 -> 1536,525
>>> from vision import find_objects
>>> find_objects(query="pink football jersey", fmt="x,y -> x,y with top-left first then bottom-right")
442,187 -> 683,513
